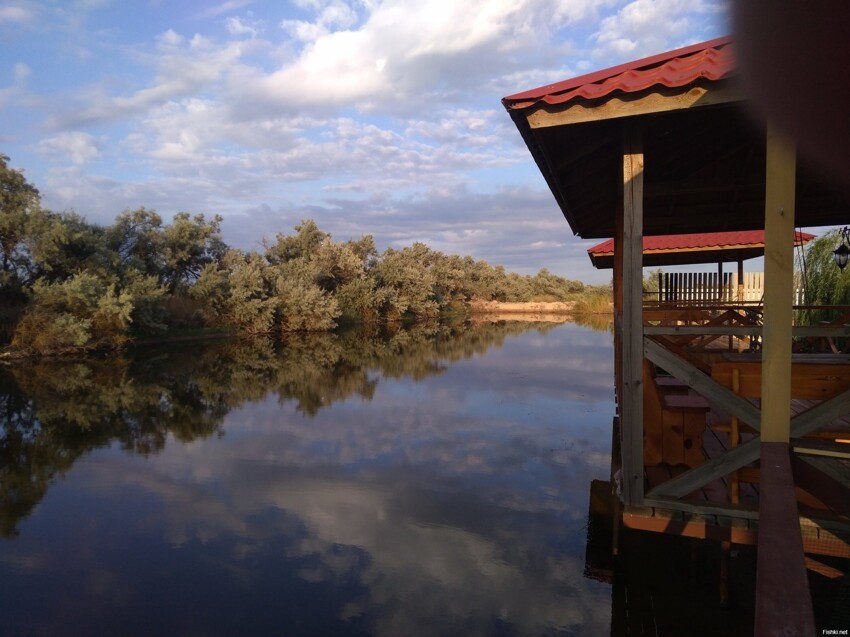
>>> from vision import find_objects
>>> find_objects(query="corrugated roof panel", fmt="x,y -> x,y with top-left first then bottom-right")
587,230 -> 815,256
503,36 -> 735,111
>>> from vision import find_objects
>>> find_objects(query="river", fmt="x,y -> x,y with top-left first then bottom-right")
0,320 -> 762,635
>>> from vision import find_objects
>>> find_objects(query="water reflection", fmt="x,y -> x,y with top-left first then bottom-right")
0,321 -> 616,636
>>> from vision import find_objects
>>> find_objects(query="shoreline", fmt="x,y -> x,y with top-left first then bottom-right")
467,300 -> 575,314
467,301 -> 576,324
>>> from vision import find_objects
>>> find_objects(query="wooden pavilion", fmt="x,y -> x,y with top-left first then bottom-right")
503,36 -> 850,635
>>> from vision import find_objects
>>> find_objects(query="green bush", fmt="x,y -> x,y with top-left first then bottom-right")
12,272 -> 132,353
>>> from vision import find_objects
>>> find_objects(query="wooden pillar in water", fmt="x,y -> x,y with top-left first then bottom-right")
620,123 -> 645,506
754,124 -> 815,636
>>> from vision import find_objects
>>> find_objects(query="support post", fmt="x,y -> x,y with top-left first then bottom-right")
621,123 -> 645,505
737,259 -> 744,303
717,261 -> 723,302
760,125 -> 795,443
754,124 -> 815,636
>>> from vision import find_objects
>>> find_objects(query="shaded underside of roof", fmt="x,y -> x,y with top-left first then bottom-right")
502,38 -> 850,239
586,230 -> 816,269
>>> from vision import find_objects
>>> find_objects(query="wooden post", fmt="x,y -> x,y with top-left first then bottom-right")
658,271 -> 662,304
754,125 -> 815,636
730,368 -> 740,504
760,125 -> 795,443
621,123 -> 645,506
737,259 -> 744,303
614,209 -> 624,403
717,261 -> 723,301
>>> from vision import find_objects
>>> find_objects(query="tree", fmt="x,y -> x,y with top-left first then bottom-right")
643,268 -> 663,293
309,239 -> 363,293
265,219 -> 329,265
216,250 -> 277,334
372,243 -> 439,319
799,229 -> 850,325
336,276 -> 388,322
273,256 -> 341,331
0,154 -> 41,291
106,207 -> 164,280
346,234 -> 378,269
275,275 -> 340,331
26,210 -> 108,283
12,272 -> 134,353
160,212 -> 225,293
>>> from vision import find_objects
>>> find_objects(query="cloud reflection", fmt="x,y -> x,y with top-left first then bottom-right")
0,321 -> 615,635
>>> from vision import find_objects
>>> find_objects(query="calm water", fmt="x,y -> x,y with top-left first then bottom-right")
0,320 -> 754,636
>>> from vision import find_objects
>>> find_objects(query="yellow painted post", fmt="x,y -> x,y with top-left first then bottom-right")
760,125 -> 796,443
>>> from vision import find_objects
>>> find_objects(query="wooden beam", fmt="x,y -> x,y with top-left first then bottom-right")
791,454 -> 850,517
754,443 -> 815,636
645,325 -> 850,337
644,325 -> 761,336
641,498 -> 759,521
526,82 -> 742,128
622,511 -> 758,544
621,123 -> 645,506
792,325 -> 850,337
788,389 -> 850,435
793,439 -> 850,461
761,126 -> 796,443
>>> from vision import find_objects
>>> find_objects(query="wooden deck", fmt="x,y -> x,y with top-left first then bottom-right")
606,305 -> 850,635
632,388 -> 850,557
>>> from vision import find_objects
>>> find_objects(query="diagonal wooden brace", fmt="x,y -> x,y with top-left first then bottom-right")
647,389 -> 850,498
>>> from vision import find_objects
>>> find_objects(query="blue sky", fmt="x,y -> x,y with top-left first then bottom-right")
0,0 -> 728,283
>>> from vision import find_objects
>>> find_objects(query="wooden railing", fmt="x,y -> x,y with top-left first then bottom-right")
650,271 -> 806,304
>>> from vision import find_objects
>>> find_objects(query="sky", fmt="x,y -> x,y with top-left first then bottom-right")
0,0 -> 729,284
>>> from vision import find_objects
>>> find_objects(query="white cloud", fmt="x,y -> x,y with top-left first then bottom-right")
593,0 -> 728,60
0,5 -> 35,23
46,34 -> 247,129
225,16 -> 263,37
34,131 -> 100,165
198,0 -> 254,18
249,0 -> 610,115
13,62 -> 30,81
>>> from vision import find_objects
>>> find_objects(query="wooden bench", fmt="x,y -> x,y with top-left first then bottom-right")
662,393 -> 711,412
654,375 -> 689,390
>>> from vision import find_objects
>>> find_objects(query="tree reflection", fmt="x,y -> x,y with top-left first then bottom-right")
0,320 -> 555,536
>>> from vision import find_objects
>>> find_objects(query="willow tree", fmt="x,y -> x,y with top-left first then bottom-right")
0,155 -> 41,303
799,228 -> 850,325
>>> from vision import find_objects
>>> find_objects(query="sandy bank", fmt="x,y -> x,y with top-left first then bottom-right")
467,301 -> 575,322
468,300 -> 574,314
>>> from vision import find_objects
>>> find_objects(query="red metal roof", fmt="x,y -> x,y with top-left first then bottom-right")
587,230 -> 815,257
503,36 -> 735,111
